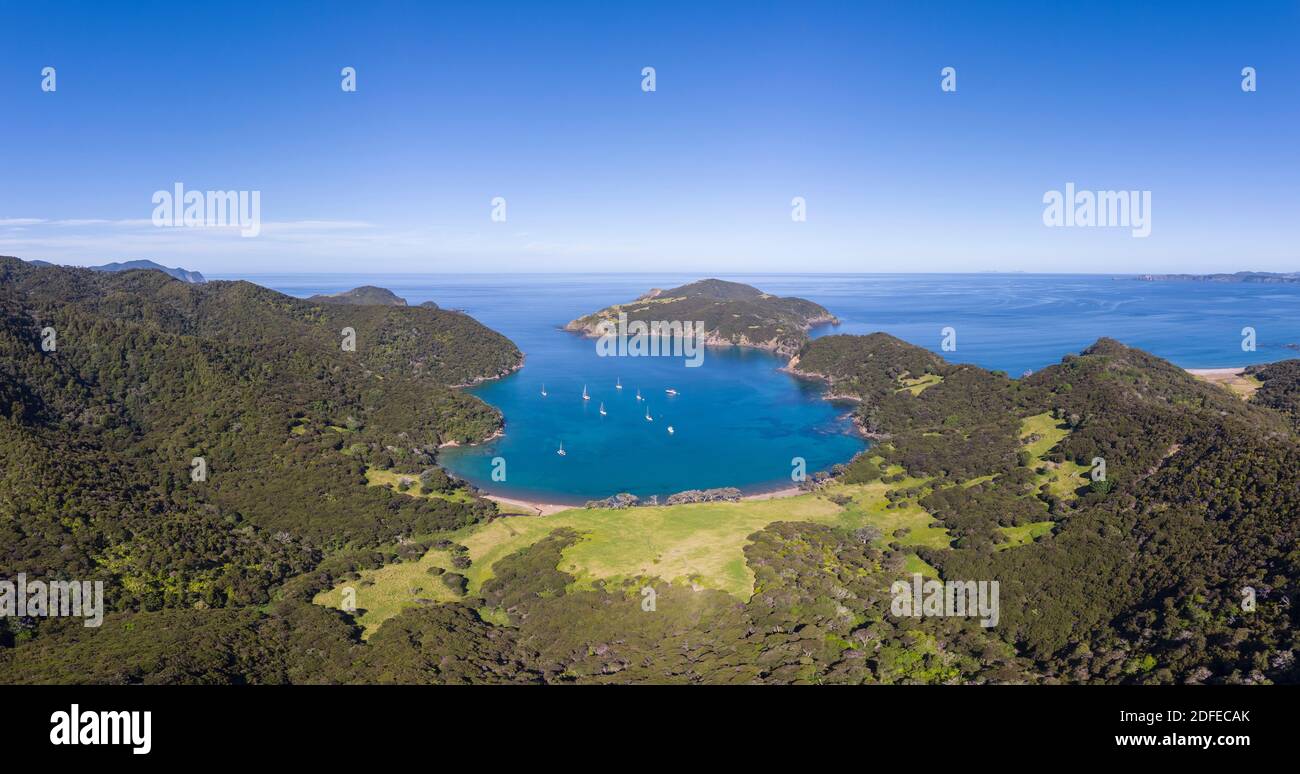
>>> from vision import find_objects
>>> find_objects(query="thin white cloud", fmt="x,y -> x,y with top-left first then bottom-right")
0,216 -> 614,272
1,217 -> 372,231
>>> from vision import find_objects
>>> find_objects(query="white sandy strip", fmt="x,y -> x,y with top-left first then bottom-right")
485,495 -> 573,517
1186,367 -> 1246,376
488,488 -> 806,513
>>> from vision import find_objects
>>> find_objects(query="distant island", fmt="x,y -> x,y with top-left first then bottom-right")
1135,271 -> 1300,284
309,285 -> 410,306
26,258 -> 206,283
307,286 -> 444,309
565,278 -> 837,357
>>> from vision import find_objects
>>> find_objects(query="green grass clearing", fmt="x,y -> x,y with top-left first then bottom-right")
896,372 -> 944,395
997,520 -> 1055,550
365,468 -> 476,505
312,547 -> 462,638
835,483 -> 951,550
1019,412 -> 1068,458
903,553 -> 940,577
455,493 -> 850,599
314,477 -> 955,636
1019,413 -> 1089,499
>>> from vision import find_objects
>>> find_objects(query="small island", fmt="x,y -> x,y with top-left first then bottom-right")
309,285 -> 409,305
1135,271 -> 1300,284
565,278 -> 837,357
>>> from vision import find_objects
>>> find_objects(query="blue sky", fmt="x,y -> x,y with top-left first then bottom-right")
1,1 -> 1296,273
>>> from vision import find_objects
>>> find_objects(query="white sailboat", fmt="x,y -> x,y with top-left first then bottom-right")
665,387 -> 678,396
615,377 -> 623,390
556,441 -> 566,456
582,385 -> 590,401
667,425 -> 675,435
635,388 -> 642,401
540,384 -> 547,397
599,402 -> 606,416
644,405 -> 653,422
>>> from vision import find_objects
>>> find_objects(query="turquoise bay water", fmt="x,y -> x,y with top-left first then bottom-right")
226,273 -> 1300,504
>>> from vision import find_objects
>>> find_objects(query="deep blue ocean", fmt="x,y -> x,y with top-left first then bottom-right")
220,273 -> 1300,503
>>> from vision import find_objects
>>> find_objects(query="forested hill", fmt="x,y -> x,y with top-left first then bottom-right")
566,278 -> 837,357
1247,360 -> 1300,431
86,259 -> 207,284
1,258 -> 520,389
308,285 -> 408,306
0,256 -> 520,653
792,333 -> 1300,683
27,258 -> 207,284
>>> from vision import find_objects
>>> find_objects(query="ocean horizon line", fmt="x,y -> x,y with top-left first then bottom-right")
210,270 -> 1168,278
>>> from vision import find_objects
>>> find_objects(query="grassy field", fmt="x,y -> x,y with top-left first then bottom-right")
1020,412 -> 1068,458
1036,459 -> 1089,499
314,475 -> 954,635
997,520 -> 1055,550
1020,412 -> 1089,499
456,494 -> 850,597
365,468 -> 476,504
456,478 -> 956,594
311,546 -> 462,638
838,483 -> 951,550
896,372 -> 944,395
903,554 -> 940,577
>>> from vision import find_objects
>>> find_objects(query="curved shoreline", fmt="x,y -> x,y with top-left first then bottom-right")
445,389 -> 863,513
448,352 -> 526,389
476,482 -> 812,517
439,323 -> 863,511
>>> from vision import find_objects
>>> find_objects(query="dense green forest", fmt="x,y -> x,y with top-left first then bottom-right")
2,260 -> 1296,684
1248,360 -> 1300,430
795,334 -> 1299,683
0,257 -> 517,640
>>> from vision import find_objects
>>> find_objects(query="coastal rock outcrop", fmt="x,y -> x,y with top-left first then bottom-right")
664,487 -> 742,505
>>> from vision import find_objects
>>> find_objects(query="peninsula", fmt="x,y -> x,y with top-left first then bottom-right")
565,278 -> 837,357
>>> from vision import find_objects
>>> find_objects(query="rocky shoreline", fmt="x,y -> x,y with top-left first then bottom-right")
440,354 -> 525,447
782,356 -> 887,441
449,352 -> 526,389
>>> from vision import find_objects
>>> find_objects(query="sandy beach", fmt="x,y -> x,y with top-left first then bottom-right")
1185,367 -> 1260,399
483,485 -> 808,516
740,486 -> 806,501
485,494 -> 573,517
